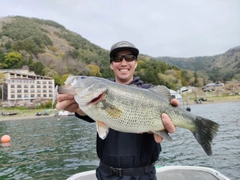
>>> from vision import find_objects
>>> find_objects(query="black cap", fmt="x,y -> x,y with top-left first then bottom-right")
110,41 -> 139,58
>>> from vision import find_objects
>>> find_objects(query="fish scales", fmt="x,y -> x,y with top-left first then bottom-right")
99,81 -> 195,132
58,76 -> 219,156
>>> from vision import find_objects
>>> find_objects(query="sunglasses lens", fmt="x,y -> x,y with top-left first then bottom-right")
112,55 -> 136,62
112,56 -> 123,62
124,55 -> 135,62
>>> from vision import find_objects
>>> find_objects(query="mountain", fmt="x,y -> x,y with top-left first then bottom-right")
154,46 -> 240,81
0,16 -> 239,85
0,16 -> 112,78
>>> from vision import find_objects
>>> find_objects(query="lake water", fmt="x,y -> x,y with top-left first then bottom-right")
0,101 -> 239,180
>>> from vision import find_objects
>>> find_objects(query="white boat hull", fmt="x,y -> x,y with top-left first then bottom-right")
67,166 -> 230,180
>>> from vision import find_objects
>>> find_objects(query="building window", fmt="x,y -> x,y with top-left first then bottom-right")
24,90 -> 28,93
37,94 -> 41,97
43,81 -> 46,84
30,85 -> 34,88
30,90 -> 35,93
11,94 -> 15,98
37,85 -> 41,88
24,85 -> 28,88
17,85 -> 21,88
17,94 -> 22,98
49,85 -> 52,88
31,94 -> 35,98
17,90 -> 22,93
43,94 -> 47,97
11,89 -> 15,93
11,85 -> 15,88
37,90 -> 41,93
43,85 -> 46,88
37,81 -> 41,84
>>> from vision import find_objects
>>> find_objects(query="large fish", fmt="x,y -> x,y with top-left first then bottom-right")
58,76 -> 219,156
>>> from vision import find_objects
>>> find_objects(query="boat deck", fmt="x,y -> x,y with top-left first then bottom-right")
67,166 -> 230,180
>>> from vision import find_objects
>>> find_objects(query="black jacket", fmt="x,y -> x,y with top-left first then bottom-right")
75,77 -> 161,168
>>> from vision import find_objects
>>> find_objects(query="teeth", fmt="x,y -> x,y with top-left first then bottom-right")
120,69 -> 128,72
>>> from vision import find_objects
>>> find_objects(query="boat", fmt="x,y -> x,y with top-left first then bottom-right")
55,110 -> 75,116
1,112 -> 18,116
36,110 -> 49,116
35,112 -> 43,116
67,166 -> 230,180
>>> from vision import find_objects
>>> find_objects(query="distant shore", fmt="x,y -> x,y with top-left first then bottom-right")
0,112 -> 56,122
183,95 -> 240,105
0,96 -> 239,122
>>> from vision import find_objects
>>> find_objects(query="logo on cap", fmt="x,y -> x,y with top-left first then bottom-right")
116,41 -> 131,47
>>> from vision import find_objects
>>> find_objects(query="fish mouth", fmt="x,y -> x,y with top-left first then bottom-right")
87,92 -> 104,105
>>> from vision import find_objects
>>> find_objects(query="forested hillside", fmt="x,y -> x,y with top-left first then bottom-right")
0,16 -> 239,90
155,46 -> 240,82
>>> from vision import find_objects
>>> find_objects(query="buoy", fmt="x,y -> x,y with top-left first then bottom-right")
1,135 -> 11,143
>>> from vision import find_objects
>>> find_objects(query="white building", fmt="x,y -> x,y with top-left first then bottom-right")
1,66 -> 55,103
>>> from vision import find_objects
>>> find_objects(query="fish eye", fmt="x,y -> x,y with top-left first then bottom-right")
80,76 -> 86,79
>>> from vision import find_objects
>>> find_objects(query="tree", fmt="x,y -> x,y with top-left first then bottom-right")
208,67 -> 220,82
87,64 -> 102,77
4,51 -> 23,68
60,74 -> 71,85
194,71 -> 199,87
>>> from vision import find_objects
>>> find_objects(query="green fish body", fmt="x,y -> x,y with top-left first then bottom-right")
58,76 -> 219,156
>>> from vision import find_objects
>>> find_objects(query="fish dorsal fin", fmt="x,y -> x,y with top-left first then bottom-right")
96,121 -> 109,139
148,85 -> 172,102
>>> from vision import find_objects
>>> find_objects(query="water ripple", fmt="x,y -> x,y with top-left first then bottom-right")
0,101 -> 239,179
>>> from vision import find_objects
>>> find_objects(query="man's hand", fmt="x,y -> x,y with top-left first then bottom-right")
153,98 -> 179,143
56,94 -> 86,116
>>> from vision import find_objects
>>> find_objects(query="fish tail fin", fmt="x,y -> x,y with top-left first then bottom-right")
193,116 -> 219,156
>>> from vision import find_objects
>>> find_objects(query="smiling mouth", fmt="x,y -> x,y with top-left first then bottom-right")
119,69 -> 129,72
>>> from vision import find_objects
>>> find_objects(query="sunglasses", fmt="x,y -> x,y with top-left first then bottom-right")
111,54 -> 137,62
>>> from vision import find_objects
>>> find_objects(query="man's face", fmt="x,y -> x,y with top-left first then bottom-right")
110,51 -> 137,84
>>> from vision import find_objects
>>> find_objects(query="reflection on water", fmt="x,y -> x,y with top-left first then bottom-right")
0,101 -> 240,180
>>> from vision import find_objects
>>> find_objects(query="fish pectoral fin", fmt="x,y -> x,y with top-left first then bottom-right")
152,130 -> 173,141
96,121 -> 109,140
102,101 -> 123,118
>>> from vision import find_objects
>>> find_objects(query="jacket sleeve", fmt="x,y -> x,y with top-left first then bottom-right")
75,113 -> 95,123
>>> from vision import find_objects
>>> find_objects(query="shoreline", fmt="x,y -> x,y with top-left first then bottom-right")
0,113 -> 56,122
182,96 -> 240,105
0,98 -> 239,122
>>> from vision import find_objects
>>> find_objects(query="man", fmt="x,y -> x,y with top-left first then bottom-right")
56,41 -> 178,179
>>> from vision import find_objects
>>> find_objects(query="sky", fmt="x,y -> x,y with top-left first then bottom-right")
0,0 -> 240,57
